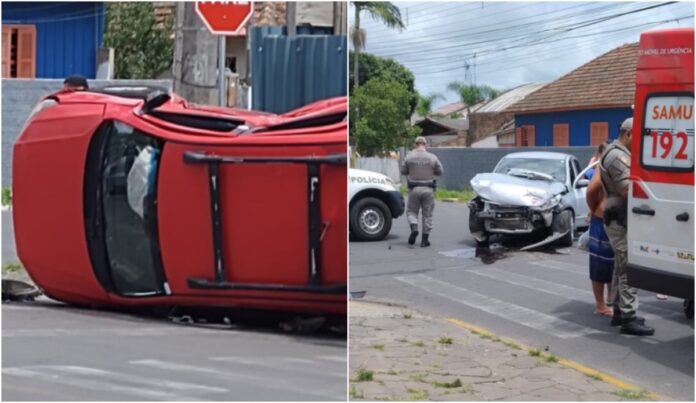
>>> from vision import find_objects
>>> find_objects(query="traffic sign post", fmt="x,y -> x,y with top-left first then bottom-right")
195,2 -> 254,106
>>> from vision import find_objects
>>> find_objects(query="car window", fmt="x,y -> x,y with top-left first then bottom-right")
494,157 -> 567,183
85,121 -> 166,296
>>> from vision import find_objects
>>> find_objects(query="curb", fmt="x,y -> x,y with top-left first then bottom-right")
446,318 -> 665,401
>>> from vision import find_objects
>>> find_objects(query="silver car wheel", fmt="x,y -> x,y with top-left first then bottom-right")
359,207 -> 385,235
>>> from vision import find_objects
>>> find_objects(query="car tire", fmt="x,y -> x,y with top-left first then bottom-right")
684,299 -> 694,320
469,208 -> 489,246
553,209 -> 574,247
350,197 -> 392,241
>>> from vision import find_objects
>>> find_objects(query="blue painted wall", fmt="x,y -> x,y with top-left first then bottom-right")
515,107 -> 633,146
251,27 -> 347,113
2,2 -> 104,79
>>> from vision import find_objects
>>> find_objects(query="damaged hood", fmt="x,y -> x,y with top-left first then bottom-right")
470,173 -> 566,208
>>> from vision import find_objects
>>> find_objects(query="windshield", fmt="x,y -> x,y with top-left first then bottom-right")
494,157 -> 566,183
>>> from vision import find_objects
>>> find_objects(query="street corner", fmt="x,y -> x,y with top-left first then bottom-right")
349,301 -> 662,402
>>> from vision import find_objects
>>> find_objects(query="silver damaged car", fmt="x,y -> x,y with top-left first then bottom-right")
468,152 -> 596,249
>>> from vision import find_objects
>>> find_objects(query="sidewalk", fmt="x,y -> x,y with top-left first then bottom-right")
349,300 -> 659,401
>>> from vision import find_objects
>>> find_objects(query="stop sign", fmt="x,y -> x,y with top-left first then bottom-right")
196,2 -> 254,35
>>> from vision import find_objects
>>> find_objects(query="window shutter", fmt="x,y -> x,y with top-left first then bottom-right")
2,27 -> 10,78
590,122 -> 608,145
16,26 -> 36,78
524,125 -> 536,146
553,124 -> 569,146
515,127 -> 523,147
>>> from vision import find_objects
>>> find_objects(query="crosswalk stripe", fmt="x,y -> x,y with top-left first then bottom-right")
131,359 -> 343,400
531,260 -> 587,274
396,274 -> 601,339
3,366 -> 202,401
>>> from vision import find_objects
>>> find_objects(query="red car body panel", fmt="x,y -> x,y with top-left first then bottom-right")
13,90 -> 347,314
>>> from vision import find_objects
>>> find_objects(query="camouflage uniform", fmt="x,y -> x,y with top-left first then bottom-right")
600,140 -> 638,319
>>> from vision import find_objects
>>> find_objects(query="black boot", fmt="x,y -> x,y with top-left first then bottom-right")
610,308 -> 645,327
408,224 -> 419,245
421,233 -> 430,248
620,317 -> 655,336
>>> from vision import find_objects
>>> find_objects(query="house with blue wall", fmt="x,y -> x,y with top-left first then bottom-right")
506,43 -> 638,147
2,2 -> 104,79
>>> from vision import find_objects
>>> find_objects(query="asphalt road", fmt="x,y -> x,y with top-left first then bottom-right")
2,211 -> 346,401
350,201 -> 694,401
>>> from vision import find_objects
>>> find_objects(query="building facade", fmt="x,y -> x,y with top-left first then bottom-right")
2,2 -> 104,79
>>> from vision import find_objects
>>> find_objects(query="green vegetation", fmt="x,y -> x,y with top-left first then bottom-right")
349,384 -> 365,399
544,354 -> 559,363
409,372 -> 428,383
437,336 -> 453,345
2,263 -> 23,274
411,340 -> 425,347
529,348 -> 542,357
2,186 -> 11,206
354,368 -> 374,382
370,344 -> 385,351
432,378 -> 463,389
585,373 -> 602,381
416,92 -> 445,118
387,369 -> 398,376
402,312 -> 413,319
501,340 -> 522,350
611,389 -> 651,401
396,337 -> 409,343
104,2 -> 173,79
405,388 -> 429,400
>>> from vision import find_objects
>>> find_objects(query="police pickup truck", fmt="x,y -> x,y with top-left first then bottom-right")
349,168 -> 405,241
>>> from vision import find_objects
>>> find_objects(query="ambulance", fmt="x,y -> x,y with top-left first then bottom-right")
627,28 -> 694,318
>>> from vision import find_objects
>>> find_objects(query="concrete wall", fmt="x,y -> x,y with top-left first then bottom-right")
469,112 -> 512,144
428,146 -> 597,190
515,108 -> 633,146
2,78 -> 173,186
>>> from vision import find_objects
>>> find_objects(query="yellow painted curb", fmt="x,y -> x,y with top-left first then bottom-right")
446,318 -> 664,401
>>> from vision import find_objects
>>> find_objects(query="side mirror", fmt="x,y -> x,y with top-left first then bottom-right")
576,179 -> 590,188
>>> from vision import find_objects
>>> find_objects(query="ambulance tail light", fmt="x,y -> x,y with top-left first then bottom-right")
633,181 -> 649,199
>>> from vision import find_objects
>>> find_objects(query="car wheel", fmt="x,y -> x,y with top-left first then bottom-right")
350,197 -> 392,241
469,208 -> 489,246
684,299 -> 694,320
552,209 -> 574,247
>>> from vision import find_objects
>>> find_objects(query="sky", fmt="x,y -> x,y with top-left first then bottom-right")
348,1 -> 694,109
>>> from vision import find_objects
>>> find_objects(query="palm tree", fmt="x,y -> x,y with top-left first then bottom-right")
351,2 -> 405,94
416,92 -> 445,118
446,81 -> 483,120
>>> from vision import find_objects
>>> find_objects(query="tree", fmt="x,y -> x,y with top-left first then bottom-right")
350,2 -> 405,119
351,77 -> 421,156
446,81 -> 501,118
416,92 -> 445,118
104,3 -> 173,79
349,51 -> 418,116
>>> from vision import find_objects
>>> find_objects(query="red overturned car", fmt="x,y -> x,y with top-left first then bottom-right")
12,87 -> 347,315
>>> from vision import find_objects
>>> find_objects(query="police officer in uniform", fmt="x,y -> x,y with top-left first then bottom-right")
401,136 -> 443,247
600,117 -> 654,336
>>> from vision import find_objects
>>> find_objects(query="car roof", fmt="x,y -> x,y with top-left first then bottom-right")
501,151 -> 572,160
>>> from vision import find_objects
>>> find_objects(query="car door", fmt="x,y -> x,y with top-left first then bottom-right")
571,159 -> 597,227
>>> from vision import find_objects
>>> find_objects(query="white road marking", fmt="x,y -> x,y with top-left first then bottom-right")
3,366 -> 202,401
531,260 -> 587,275
316,355 -> 347,363
209,356 -> 345,379
395,274 -> 601,339
131,359 -> 343,400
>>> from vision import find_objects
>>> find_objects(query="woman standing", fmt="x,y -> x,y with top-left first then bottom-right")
586,168 -> 614,316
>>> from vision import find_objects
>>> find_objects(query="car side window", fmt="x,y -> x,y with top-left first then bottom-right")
569,160 -> 577,184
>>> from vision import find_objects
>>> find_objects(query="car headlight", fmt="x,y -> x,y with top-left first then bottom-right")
537,194 -> 561,211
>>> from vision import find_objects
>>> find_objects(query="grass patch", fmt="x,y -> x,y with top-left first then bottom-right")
437,336 -> 453,345
409,372 -> 428,383
354,368 -> 374,382
397,337 -> 409,343
405,388 -> 429,400
2,187 -> 11,206
502,340 -> 522,350
402,312 -> 413,319
432,378 -> 463,389
411,340 -> 425,347
400,187 -> 475,203
544,354 -> 559,363
529,348 -> 542,357
387,369 -> 398,376
585,373 -> 602,381
611,389 -> 651,401
370,344 -> 385,351
2,263 -> 23,274
349,384 -> 364,399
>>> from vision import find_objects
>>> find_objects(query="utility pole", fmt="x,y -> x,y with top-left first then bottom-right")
286,2 -> 296,36
173,2 -> 218,105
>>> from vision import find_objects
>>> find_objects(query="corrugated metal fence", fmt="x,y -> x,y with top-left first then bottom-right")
251,27 -> 347,113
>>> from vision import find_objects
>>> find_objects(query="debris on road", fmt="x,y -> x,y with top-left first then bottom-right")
2,279 -> 42,302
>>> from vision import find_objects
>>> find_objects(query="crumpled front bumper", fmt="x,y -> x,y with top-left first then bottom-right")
472,203 -> 555,235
